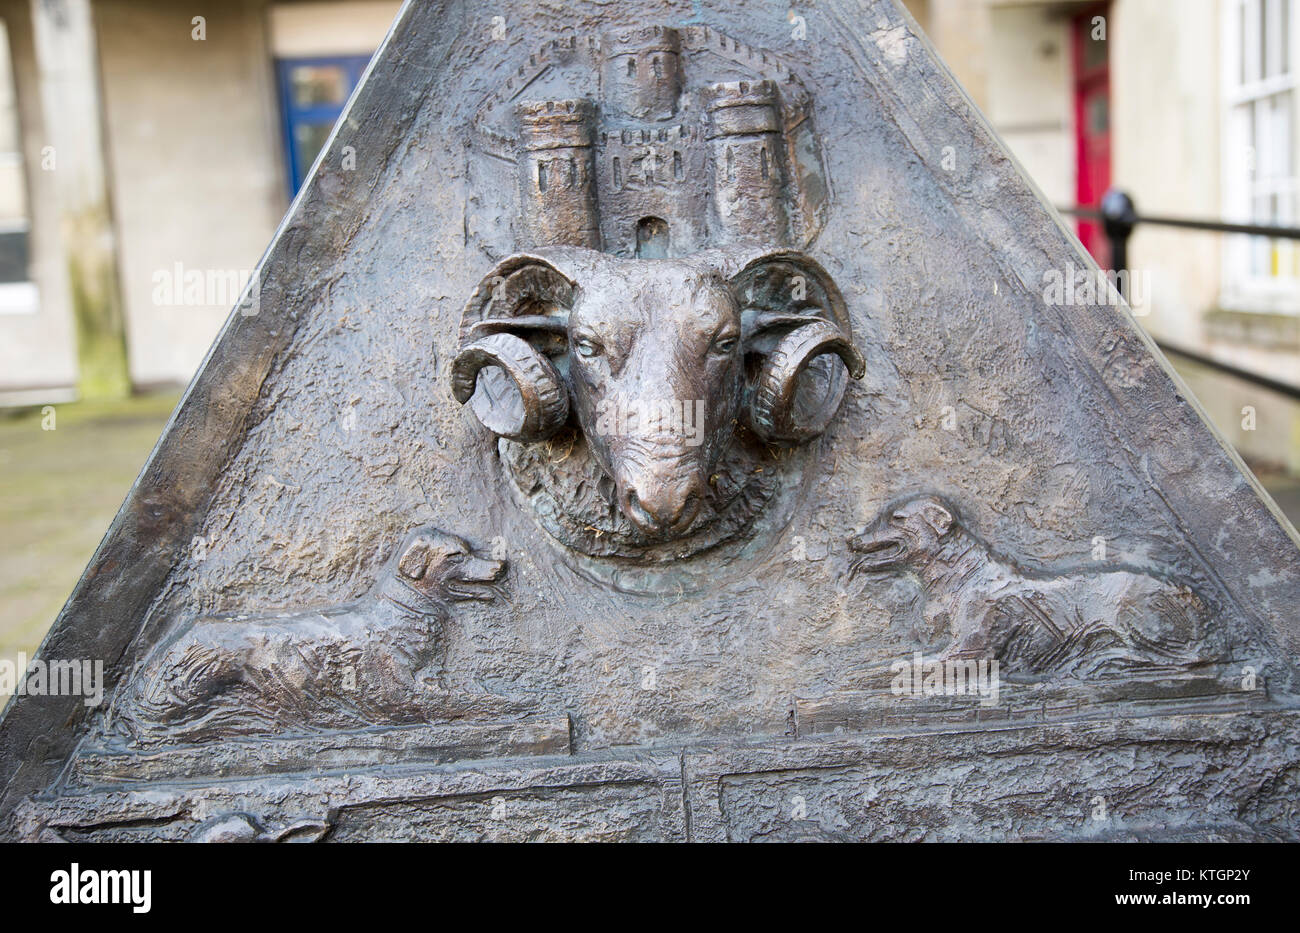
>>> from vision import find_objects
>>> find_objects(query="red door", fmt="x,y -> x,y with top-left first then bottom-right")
1073,4 -> 1112,267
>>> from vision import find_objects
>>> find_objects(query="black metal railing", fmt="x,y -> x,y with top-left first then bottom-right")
1058,188 -> 1300,401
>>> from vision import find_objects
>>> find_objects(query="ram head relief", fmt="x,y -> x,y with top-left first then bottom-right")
451,247 -> 865,552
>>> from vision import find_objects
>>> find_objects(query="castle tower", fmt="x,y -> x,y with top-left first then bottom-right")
601,27 -> 682,121
704,80 -> 789,245
516,99 -> 601,249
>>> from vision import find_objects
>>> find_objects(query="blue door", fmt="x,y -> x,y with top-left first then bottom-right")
276,55 -> 371,194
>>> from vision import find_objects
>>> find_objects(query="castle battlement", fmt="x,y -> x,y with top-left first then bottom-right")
601,25 -> 680,58
704,80 -> 783,138
517,99 -> 597,152
602,124 -> 699,148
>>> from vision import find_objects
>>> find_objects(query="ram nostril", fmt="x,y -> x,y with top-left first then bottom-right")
619,477 -> 705,537
678,492 -> 702,527
625,490 -> 656,529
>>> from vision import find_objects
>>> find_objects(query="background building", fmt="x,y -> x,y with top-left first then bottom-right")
905,0 -> 1299,477
0,0 -> 400,400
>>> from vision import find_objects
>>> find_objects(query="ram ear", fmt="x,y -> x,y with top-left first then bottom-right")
919,501 -> 955,537
729,251 -> 865,445
458,253 -> 577,341
452,254 -> 578,442
396,536 -> 434,580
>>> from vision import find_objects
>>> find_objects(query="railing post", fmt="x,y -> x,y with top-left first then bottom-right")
1100,188 -> 1137,302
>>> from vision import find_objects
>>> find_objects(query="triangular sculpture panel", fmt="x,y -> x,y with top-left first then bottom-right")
3,0 -> 1299,841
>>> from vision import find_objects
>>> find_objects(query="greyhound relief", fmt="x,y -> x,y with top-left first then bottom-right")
112,528 -> 510,745
849,495 -> 1232,678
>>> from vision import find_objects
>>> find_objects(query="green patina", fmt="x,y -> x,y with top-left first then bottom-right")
65,208 -> 131,401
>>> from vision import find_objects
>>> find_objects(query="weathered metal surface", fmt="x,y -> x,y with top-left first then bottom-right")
2,0 -> 1299,842
13,710 -> 1300,842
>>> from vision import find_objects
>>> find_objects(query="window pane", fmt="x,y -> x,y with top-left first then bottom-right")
1240,1 -> 1248,84
1263,0 -> 1273,77
1246,99 -> 1258,174
1083,29 -> 1107,69
1274,92 -> 1292,178
1245,0 -> 1262,83
293,123 -> 334,180
1087,95 -> 1110,134
1282,0 -> 1292,75
0,21 -> 29,283
1260,0 -> 1295,78
290,65 -> 349,108
1255,98 -> 1271,179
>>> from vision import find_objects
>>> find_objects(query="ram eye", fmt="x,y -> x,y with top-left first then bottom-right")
710,336 -> 738,355
890,513 -> 906,525
573,337 -> 602,359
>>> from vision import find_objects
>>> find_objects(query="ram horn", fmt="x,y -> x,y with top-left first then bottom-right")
451,332 -> 569,442
749,319 -> 866,444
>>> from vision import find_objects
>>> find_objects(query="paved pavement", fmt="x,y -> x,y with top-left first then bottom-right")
0,391 -> 180,684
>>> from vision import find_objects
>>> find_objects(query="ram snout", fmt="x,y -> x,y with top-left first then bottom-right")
606,435 -> 709,537
582,386 -> 727,539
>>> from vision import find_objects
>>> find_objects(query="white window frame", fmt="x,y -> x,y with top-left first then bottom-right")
1220,0 -> 1300,313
